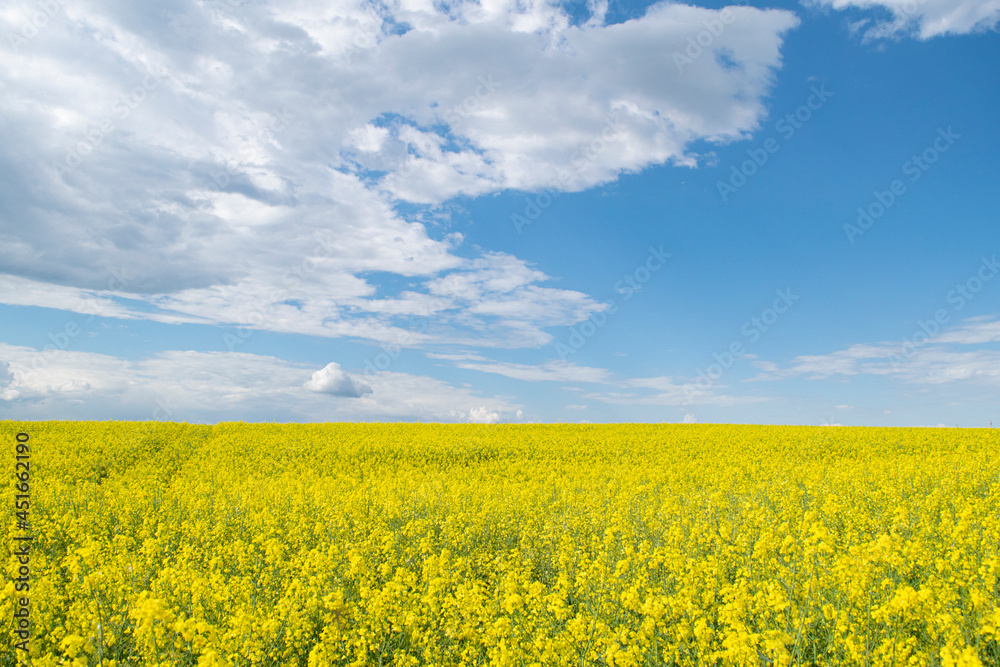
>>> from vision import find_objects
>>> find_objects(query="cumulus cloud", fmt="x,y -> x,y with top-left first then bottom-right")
0,0 -> 799,350
465,406 -> 501,424
366,2 -> 801,200
304,362 -> 372,397
815,0 -> 1000,39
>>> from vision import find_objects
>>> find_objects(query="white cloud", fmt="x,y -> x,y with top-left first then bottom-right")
0,274 -> 203,325
815,0 -> 1000,39
0,252 -> 606,350
425,352 -> 489,362
371,2 -> 800,199
465,406 -> 501,423
682,412 -> 696,423
453,358 -> 613,382
757,343 -> 891,379
0,361 -> 14,399
751,360 -> 781,373
0,0 -> 800,351
750,315 -> 1000,386
896,349 -> 1000,384
449,357 -> 769,405
303,362 -> 372,397
347,123 -> 390,153
583,374 -> 767,407
0,343 -> 519,422
935,316 -> 1000,344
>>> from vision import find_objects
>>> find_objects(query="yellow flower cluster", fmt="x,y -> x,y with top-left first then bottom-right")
2,421 -> 998,666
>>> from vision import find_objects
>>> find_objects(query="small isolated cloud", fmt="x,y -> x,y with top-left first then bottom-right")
816,0 -> 1000,39
466,406 -> 500,424
304,363 -> 372,398
565,404 -> 588,411
683,412 -> 697,423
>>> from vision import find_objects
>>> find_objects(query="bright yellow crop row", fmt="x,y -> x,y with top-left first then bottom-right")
2,422 -> 998,666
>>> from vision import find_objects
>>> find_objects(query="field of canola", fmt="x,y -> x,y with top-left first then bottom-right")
2,421 -> 999,667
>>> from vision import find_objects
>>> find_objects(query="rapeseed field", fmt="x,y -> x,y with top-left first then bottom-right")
2,421 -> 998,666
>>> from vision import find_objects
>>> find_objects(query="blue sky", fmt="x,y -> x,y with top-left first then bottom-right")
1,0 -> 997,425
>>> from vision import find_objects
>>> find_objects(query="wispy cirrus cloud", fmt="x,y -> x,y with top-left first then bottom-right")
749,315 -> 1000,385
447,356 -> 766,406
451,359 -> 614,383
